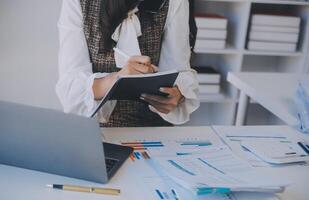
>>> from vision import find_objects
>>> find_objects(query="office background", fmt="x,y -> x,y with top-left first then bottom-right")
0,0 -> 62,110
1,0 -> 308,126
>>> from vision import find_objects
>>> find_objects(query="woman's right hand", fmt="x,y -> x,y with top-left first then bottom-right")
117,56 -> 159,76
93,56 -> 158,100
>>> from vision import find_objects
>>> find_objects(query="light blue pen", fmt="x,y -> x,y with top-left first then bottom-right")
197,187 -> 231,195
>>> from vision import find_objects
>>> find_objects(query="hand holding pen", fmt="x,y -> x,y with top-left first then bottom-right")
114,48 -> 158,76
114,47 -> 185,114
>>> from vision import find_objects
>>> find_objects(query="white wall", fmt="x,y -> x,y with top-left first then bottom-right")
0,0 -> 62,110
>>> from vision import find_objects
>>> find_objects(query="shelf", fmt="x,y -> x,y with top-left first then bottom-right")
243,50 -> 303,57
192,0 -> 309,125
199,93 -> 276,104
199,0 -> 309,6
198,93 -> 236,103
199,0 -> 246,2
195,49 -> 304,57
195,47 -> 239,55
242,54 -> 304,72
251,0 -> 309,6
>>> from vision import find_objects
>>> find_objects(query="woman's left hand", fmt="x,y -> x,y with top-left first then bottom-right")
140,87 -> 184,114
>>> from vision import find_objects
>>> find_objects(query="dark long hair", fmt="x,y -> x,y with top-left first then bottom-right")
100,0 -> 139,50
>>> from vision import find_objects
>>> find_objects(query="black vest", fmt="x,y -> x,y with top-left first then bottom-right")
80,0 -> 172,127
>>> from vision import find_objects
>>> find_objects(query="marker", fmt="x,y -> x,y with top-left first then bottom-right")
113,47 -> 190,74
46,184 -> 120,196
197,187 -> 231,195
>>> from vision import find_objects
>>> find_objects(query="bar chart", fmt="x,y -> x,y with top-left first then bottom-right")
121,141 -> 164,161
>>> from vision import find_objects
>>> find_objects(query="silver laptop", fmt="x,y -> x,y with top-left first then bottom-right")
0,101 -> 133,183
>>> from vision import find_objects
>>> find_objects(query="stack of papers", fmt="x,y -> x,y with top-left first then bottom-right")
247,14 -> 301,52
103,127 -> 240,199
213,126 -> 309,167
241,140 -> 309,164
148,145 -> 288,196
193,66 -> 221,95
102,127 -> 289,199
195,13 -> 228,51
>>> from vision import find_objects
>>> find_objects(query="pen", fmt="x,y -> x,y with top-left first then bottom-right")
197,187 -> 231,195
113,47 -> 191,73
46,184 -> 120,196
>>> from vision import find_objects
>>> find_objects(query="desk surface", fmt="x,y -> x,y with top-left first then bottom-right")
0,126 -> 308,200
227,72 -> 309,126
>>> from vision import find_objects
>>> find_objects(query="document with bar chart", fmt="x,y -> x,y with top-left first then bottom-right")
148,145 -> 288,196
102,127 -> 281,199
102,127 -> 236,199
102,127 -> 224,162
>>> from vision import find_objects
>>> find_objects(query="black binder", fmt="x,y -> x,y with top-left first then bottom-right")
91,70 -> 179,117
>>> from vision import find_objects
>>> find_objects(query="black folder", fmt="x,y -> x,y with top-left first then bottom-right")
91,70 -> 179,117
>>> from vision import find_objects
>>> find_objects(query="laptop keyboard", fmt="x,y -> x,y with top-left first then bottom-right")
105,158 -> 119,173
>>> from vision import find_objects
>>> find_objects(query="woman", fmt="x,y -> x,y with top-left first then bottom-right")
56,0 -> 199,127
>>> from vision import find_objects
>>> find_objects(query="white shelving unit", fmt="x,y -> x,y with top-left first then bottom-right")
187,0 -> 309,126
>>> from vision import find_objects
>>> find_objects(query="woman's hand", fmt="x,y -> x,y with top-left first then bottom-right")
140,87 -> 184,114
117,56 -> 158,76
93,56 -> 158,100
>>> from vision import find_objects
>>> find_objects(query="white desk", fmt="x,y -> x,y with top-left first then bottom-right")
0,126 -> 308,200
227,72 -> 308,126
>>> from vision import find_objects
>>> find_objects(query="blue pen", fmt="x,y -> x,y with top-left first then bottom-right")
197,187 -> 231,195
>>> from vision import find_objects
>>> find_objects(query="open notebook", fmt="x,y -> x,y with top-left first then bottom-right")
90,70 -> 180,117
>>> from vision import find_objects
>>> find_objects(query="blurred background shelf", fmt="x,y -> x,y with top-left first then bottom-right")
185,0 -> 309,126
243,50 -> 303,57
195,47 -> 239,54
251,0 -> 309,6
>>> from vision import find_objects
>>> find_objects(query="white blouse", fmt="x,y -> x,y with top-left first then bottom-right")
56,0 -> 200,125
